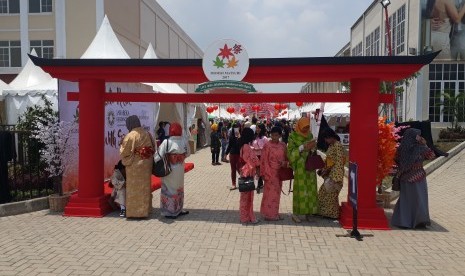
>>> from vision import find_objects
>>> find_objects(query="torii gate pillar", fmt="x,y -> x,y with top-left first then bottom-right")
64,79 -> 112,217
339,78 -> 389,229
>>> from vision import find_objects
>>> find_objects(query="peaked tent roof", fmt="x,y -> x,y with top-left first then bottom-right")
0,79 -> 10,99
8,49 -> 53,90
143,42 -> 186,94
81,15 -> 130,59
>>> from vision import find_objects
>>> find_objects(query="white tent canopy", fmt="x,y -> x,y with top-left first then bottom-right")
3,49 -> 58,124
143,42 -> 187,131
81,16 -> 130,59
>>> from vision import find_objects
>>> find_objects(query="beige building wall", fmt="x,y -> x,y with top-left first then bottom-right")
0,0 -> 203,92
65,0 -> 96,58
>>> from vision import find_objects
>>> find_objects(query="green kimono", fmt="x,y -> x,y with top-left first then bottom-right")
287,131 -> 318,215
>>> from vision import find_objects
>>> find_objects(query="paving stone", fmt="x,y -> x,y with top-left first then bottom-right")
1,148 -> 465,275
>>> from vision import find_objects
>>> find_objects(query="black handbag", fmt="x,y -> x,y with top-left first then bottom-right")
391,172 -> 401,191
152,139 -> 172,177
238,177 -> 255,192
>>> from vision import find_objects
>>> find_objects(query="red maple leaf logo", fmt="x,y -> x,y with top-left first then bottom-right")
218,44 -> 233,60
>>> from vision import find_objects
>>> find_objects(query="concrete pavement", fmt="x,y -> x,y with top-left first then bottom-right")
1,147 -> 465,275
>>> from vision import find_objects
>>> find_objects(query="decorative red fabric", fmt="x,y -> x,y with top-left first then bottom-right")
169,122 -> 182,136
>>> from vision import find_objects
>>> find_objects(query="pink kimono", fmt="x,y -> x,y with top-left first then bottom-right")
260,141 -> 288,220
239,144 -> 260,223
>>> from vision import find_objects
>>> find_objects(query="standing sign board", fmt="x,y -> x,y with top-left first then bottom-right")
349,162 -> 358,209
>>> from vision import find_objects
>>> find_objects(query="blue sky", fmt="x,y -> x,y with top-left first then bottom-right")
157,0 -> 376,92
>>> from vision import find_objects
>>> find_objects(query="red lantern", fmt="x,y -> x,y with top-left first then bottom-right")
252,105 -> 260,111
296,102 -> 303,107
283,111 -> 287,115
227,107 -> 235,114
240,107 -> 246,113
206,107 -> 214,113
280,103 -> 287,110
274,103 -> 281,110
214,105 -> 219,110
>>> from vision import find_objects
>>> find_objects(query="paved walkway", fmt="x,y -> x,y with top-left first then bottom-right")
1,148 -> 465,275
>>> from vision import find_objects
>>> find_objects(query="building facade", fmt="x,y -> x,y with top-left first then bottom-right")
0,0 -> 203,92
350,0 -> 465,135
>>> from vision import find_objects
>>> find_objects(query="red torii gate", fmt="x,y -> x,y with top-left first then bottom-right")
30,53 -> 437,229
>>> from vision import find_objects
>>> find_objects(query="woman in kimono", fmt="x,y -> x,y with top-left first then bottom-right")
260,126 -> 288,221
120,115 -> 154,219
392,128 -> 436,229
317,128 -> 345,219
239,128 -> 260,224
155,122 -> 190,219
287,117 -> 318,223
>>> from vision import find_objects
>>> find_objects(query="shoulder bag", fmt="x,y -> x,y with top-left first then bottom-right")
238,147 -> 255,192
153,139 -> 172,177
305,150 -> 325,171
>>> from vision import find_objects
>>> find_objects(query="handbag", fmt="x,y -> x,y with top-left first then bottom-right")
391,172 -> 401,191
305,151 -> 325,171
152,139 -> 172,177
279,167 -> 294,181
238,177 -> 255,192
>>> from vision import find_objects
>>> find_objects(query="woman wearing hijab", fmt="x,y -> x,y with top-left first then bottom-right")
317,128 -> 345,219
392,128 -> 436,229
225,122 -> 242,190
287,117 -> 318,223
210,123 -> 221,165
155,122 -> 191,219
120,115 -> 154,218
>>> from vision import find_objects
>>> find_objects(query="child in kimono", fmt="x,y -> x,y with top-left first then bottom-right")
110,161 -> 126,217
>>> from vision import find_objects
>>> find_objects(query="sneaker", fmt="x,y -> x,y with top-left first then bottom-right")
119,209 -> 126,217
215,162 -> 222,165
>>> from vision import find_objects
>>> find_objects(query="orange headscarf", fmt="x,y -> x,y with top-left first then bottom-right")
295,117 -> 310,137
169,122 -> 182,136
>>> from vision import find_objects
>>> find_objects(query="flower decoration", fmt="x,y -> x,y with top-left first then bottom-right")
32,118 -> 78,194
376,117 -> 405,184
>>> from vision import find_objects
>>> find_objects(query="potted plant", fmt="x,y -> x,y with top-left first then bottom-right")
33,118 -> 77,212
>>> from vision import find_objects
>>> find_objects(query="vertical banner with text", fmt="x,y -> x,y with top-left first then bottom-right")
58,80 -> 157,192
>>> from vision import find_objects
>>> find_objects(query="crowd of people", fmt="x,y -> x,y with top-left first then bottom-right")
112,114 -> 435,230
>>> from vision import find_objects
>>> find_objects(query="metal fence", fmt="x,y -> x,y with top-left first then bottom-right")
0,125 -> 53,203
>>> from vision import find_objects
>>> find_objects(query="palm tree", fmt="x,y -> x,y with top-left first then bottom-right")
438,90 -> 465,129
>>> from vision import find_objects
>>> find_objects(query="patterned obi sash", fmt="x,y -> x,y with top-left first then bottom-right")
135,147 -> 154,159
168,153 -> 185,165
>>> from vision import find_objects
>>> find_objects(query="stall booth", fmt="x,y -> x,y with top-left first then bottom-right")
30,52 -> 438,229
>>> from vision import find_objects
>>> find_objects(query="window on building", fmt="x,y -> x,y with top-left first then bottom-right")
385,4 -> 406,55
0,0 -> 20,14
395,89 -> 404,122
351,42 -> 363,56
428,63 -> 465,122
30,40 -> 54,58
0,40 -> 21,67
29,0 -> 52,13
365,27 -> 380,56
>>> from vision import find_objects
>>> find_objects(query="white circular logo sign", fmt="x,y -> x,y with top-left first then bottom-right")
202,39 -> 249,81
